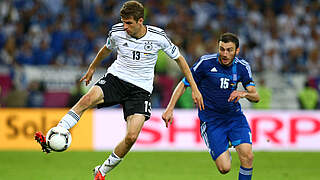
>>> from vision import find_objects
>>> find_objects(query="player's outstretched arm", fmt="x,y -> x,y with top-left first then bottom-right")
80,45 -> 112,86
162,81 -> 187,128
174,55 -> 204,110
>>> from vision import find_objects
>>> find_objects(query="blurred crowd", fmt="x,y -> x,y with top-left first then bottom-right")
0,0 -> 320,109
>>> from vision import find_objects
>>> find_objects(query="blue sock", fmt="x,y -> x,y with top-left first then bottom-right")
239,166 -> 252,180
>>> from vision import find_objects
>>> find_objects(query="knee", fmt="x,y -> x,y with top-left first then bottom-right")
216,162 -> 231,174
217,166 -> 231,174
241,152 -> 254,166
125,133 -> 139,145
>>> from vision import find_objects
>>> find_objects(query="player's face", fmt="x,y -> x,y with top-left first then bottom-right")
121,16 -> 143,38
218,41 -> 239,66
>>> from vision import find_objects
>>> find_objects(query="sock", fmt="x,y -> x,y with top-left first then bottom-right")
239,166 -> 253,180
100,152 -> 123,176
57,110 -> 80,130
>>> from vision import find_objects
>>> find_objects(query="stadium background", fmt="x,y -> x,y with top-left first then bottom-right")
0,0 -> 320,179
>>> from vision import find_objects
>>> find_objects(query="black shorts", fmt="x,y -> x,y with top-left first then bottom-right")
95,73 -> 151,120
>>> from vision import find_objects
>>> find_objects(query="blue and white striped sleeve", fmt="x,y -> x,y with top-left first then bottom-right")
238,59 -> 255,88
182,56 -> 206,86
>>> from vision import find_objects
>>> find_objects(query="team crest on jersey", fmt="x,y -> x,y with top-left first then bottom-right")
99,79 -> 106,85
144,41 -> 153,51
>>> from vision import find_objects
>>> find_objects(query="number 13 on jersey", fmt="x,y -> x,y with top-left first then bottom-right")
144,101 -> 151,113
132,51 -> 140,60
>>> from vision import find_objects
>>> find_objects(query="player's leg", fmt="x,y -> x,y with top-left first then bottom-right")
228,114 -> 253,180
72,86 -> 104,116
98,114 -> 145,176
200,121 -> 231,174
114,114 -> 145,157
235,143 -> 254,180
59,73 -> 121,130
96,84 -> 151,177
35,85 -> 104,153
58,85 -> 104,129
215,150 -> 232,174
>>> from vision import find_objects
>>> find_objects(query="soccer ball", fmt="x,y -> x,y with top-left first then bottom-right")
46,126 -> 72,152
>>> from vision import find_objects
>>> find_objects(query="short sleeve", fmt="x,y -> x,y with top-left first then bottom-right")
105,34 -> 116,50
161,32 -> 181,59
239,62 -> 255,88
182,57 -> 206,86
106,23 -> 123,50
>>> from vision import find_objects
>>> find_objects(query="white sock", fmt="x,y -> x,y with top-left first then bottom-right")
57,110 -> 80,130
100,152 -> 122,176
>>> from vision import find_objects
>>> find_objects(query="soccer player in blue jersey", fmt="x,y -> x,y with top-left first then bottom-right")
162,32 -> 260,180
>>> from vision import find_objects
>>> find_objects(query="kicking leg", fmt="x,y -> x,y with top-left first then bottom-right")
236,143 -> 254,180
98,114 -> 145,175
58,85 -> 104,129
35,85 -> 104,153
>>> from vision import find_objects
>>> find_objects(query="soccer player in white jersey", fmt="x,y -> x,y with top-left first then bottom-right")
34,1 -> 203,180
162,33 -> 260,180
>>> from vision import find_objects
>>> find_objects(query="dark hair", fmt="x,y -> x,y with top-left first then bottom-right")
120,1 -> 144,22
218,32 -> 239,49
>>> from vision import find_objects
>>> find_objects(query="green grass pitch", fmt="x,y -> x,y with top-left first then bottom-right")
0,151 -> 319,180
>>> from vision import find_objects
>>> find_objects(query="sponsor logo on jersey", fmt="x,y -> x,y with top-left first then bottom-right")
144,41 -> 153,51
210,67 -> 218,72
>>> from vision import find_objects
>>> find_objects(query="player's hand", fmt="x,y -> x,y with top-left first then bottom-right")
192,89 -> 204,111
80,67 -> 95,86
228,90 -> 247,103
162,109 -> 173,128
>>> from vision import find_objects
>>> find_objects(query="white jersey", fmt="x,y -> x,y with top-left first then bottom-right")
105,23 -> 181,93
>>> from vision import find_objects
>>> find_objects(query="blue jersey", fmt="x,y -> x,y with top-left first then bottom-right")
183,53 -> 255,122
